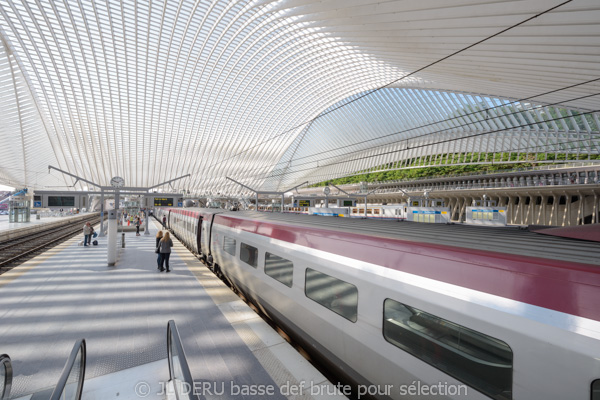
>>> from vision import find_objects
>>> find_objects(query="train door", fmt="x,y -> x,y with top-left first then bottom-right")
167,210 -> 171,230
196,215 -> 203,254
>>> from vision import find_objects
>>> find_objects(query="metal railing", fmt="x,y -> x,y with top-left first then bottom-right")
167,320 -> 199,400
363,161 -> 600,185
49,339 -> 86,400
305,161 -> 600,191
0,354 -> 12,400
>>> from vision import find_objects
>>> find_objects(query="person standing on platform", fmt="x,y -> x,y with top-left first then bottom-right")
82,222 -> 92,246
158,231 -> 173,272
135,217 -> 141,236
162,216 -> 167,229
155,231 -> 163,269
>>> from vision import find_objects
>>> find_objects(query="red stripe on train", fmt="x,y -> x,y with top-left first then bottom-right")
214,215 -> 600,322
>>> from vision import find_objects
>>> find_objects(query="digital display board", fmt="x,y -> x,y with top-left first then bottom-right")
298,200 -> 310,207
154,198 -> 174,206
48,196 -> 75,207
342,200 -> 353,207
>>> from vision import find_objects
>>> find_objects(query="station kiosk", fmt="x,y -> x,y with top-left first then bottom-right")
8,196 -> 31,223
406,197 -> 450,223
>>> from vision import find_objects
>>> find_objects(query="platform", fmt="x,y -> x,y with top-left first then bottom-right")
0,219 -> 343,399
0,213 -> 98,241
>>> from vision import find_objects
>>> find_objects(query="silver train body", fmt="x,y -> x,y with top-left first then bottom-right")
156,207 -> 600,400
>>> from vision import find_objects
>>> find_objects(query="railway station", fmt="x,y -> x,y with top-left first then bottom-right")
0,1 -> 599,399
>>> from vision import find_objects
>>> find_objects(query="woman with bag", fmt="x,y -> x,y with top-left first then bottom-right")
158,231 -> 173,272
155,231 -> 163,269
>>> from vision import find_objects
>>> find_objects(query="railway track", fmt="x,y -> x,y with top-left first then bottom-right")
0,215 -> 102,274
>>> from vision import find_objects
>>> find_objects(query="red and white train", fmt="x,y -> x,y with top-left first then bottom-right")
156,207 -> 600,400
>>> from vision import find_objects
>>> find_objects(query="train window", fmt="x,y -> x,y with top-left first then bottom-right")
264,253 -> 293,287
223,236 -> 236,256
240,242 -> 258,268
305,268 -> 358,322
383,299 -> 512,400
593,380 -> 600,400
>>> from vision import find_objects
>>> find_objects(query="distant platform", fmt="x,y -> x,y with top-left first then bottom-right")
530,223 -> 600,243
0,219 -> 341,399
0,213 -> 96,241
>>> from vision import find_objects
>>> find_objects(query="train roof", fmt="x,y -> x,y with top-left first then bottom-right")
215,211 -> 600,266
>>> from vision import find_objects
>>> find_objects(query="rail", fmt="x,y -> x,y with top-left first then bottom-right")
0,215 -> 102,272
49,339 -> 86,400
167,320 -> 199,400
0,354 -> 12,400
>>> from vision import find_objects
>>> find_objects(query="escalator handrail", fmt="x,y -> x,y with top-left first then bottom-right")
49,339 -> 86,400
0,354 -> 12,400
167,320 -> 200,400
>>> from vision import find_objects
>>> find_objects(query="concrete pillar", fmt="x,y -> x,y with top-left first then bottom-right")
565,192 -> 571,226
551,195 -> 557,226
578,191 -> 584,225
144,195 -> 151,235
540,195 -> 546,225
99,189 -> 105,237
107,210 -> 117,266
517,196 -> 524,225
108,190 -> 120,266
458,197 -> 468,222
592,192 -> 598,224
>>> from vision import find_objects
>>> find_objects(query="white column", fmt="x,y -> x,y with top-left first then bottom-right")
107,211 -> 117,266
108,189 -> 120,266
144,195 -> 151,235
99,189 -> 105,237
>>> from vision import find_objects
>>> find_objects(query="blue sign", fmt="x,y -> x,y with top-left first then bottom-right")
472,209 -> 499,213
177,202 -> 183,207
34,201 -> 42,208
412,210 -> 440,214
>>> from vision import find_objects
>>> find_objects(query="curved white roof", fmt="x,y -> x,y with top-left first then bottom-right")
0,0 -> 598,195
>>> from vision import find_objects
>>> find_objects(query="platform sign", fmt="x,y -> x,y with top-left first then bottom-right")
154,198 -> 173,206
177,202 -> 183,207
298,200 -> 310,207
34,201 -> 42,208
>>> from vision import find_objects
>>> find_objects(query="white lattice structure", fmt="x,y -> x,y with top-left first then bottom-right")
0,0 -> 598,196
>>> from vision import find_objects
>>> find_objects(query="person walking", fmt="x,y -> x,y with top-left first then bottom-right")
162,216 -> 167,229
158,231 -> 173,272
135,217 -> 141,236
82,222 -> 92,246
155,231 -> 163,270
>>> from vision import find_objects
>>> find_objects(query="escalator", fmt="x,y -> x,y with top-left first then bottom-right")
166,320 -> 200,400
2,320 -> 197,400
1,341 -> 86,400
49,339 -> 86,400
1,354 -> 12,400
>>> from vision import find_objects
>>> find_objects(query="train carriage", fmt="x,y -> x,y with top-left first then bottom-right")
156,207 -> 223,260
163,208 -> 600,400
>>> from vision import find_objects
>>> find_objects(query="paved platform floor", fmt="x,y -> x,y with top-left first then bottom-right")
0,219 -> 339,399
